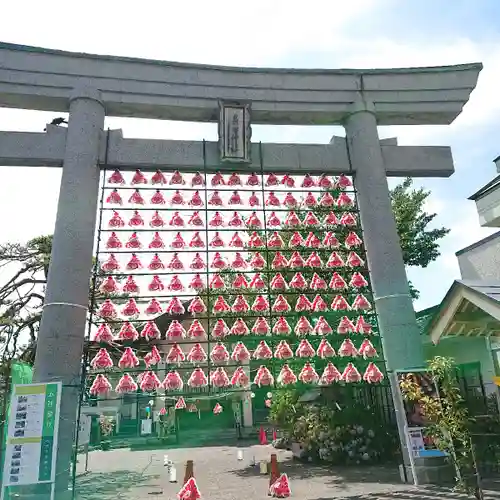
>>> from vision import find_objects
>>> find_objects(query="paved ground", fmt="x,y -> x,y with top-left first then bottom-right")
74,444 -> 500,499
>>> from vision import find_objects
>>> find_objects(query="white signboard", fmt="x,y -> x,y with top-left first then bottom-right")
1,382 -> 62,500
77,415 -> 92,446
141,419 -> 152,435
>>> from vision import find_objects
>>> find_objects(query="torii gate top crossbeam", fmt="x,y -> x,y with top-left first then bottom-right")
0,42 -> 482,126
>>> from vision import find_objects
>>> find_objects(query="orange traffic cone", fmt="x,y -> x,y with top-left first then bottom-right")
268,453 -> 280,495
259,426 -> 268,445
183,459 -> 194,485
272,429 -> 278,441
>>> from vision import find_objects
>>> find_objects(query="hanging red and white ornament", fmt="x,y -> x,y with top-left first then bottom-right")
99,276 -> 118,295
317,339 -> 336,358
174,396 -> 187,408
148,232 -> 165,249
189,191 -> 204,207
101,254 -> 120,272
248,191 -> 260,207
341,363 -> 362,383
108,170 -> 125,185
122,298 -> 141,317
168,211 -> 184,228
298,363 -> 319,384
347,251 -> 364,267
144,346 -> 162,367
151,169 -> 168,185
289,272 -> 307,290
274,340 -> 294,360
187,343 -> 208,364
352,294 -> 372,311
271,252 -> 288,270
318,174 -> 332,189
231,367 -> 250,387
272,295 -> 291,313
313,316 -> 333,335
294,317 -> 313,336
187,319 -> 207,339
247,173 -> 260,186
337,316 -> 356,334
91,348 -> 113,369
363,363 -> 384,383
97,299 -> 117,319
340,212 -> 357,227
319,192 -> 335,207
212,296 -> 230,314
188,368 -> 208,388
331,295 -> 350,311
188,211 -> 204,227
211,172 -> 225,186
323,232 -> 340,248
295,339 -> 315,358
191,172 -> 205,187
140,371 -> 162,392
188,296 -> 206,314
210,343 -> 230,363
170,232 -> 186,249
295,295 -> 312,312
303,192 -> 317,208
118,347 -> 140,369
151,190 -> 166,205
338,339 -> 358,357
148,254 -> 165,271
350,272 -> 368,288
140,321 -> 161,341
166,275 -> 183,292
166,343 -> 185,364
115,374 -> 138,393
337,174 -> 353,189
90,374 -> 112,396
254,366 -> 274,387
249,252 -> 266,270
272,317 -> 291,335
94,324 -> 114,343
211,319 -> 229,339
230,318 -> 250,336
231,342 -> 251,363
252,317 -> 270,335
209,191 -> 224,206
211,252 -> 227,270
109,211 -> 125,228
229,232 -> 244,248
233,273 -> 249,289
166,320 -> 186,341
122,276 -> 140,294
129,189 -> 145,205
117,322 -> 139,341
213,403 -> 223,415
277,365 -> 297,386
131,170 -> 147,185
358,339 -> 378,359
210,367 -> 230,388
310,273 -> 327,290
145,298 -> 163,316
166,296 -> 185,315
190,253 -> 205,270
106,189 -> 123,205
319,363 -> 341,385
163,371 -> 184,391
266,173 -> 279,186
253,340 -> 273,360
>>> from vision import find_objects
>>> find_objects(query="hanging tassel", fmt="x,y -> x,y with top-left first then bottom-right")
166,297 -> 185,315
310,273 -> 327,290
187,319 -> 207,339
148,253 -> 165,271
229,232 -> 244,248
246,212 -> 262,228
150,211 -> 165,228
323,232 -> 340,248
210,343 -> 230,364
211,319 -> 229,339
249,252 -> 266,269
231,252 -> 248,270
231,342 -> 251,362
232,295 -> 250,313
167,275 -> 184,292
168,211 -> 185,227
211,252 -> 227,270
140,371 -> 162,392
248,191 -> 261,207
89,374 -> 112,396
93,324 -> 114,343
212,296 -> 231,314
187,343 -> 208,364
228,173 -> 242,186
233,273 -> 249,289
298,363 -> 319,384
319,363 -> 342,385
170,190 -> 185,205
268,232 -> 284,248
247,173 -> 260,186
312,295 -> 328,312
329,273 -> 347,290
125,232 -> 142,249
337,174 -> 353,189
288,251 -> 305,269
359,339 -> 378,359
190,253 -> 205,270
163,371 -> 184,391
252,317 -> 270,335
319,192 -> 335,207
99,276 -> 118,294
149,232 -> 165,249
340,212 -> 357,227
230,318 -> 250,336
272,317 -> 291,335
294,317 -> 313,336
166,343 -> 185,363
352,294 -> 372,311
145,298 -> 163,315
98,299 -> 117,319
122,275 -> 140,294
318,174 -> 332,189
282,174 -> 295,188
228,191 -> 243,205
209,191 -> 224,206
301,174 -> 316,188
295,339 -> 315,358
108,211 -> 125,228
191,172 -> 205,187
151,190 -> 166,205
338,339 -> 358,357
168,253 -> 184,271
248,232 -> 264,248
363,363 -> 384,383
228,212 -> 244,227
326,252 -> 345,268
356,316 -> 372,334
210,273 -> 226,290
169,170 -> 185,185
350,272 -> 368,288
341,363 -> 362,383
188,296 -> 207,314
108,170 -> 125,185
304,232 -> 321,249
189,191 -> 204,208
331,295 -> 351,311
337,192 -> 353,208
115,374 -> 138,393
289,272 -> 307,290
122,298 -> 141,317
266,173 -> 279,186
337,316 -> 356,334
266,192 -> 280,207
272,295 -> 290,313
303,212 -> 320,227
90,348 -> 113,369
274,341 -> 294,360
295,295 -> 312,312
117,322 -> 139,341
253,340 -> 273,360
231,367 -> 250,387
131,170 -> 148,185
211,172 -> 225,186
253,366 -> 274,387
187,368 -> 208,388
303,192 -> 317,208
140,321 -> 161,341
277,365 -> 297,386
151,170 -> 168,185
118,347 -> 140,369
283,192 -> 298,208
209,232 -> 225,248
106,189 -> 123,205
284,211 -> 301,227
251,295 -> 269,313
211,368 -> 230,388
128,189 -> 146,205
316,339 -> 336,358
270,273 -> 287,291
271,252 -> 288,270
324,211 -> 340,226
347,251 -> 365,267
101,254 -> 120,272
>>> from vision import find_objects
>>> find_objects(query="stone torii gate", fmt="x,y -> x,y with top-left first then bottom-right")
0,42 -> 481,494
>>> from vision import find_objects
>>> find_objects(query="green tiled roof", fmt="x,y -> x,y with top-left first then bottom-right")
416,305 -> 440,335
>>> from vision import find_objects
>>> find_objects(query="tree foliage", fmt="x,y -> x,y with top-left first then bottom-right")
390,177 -> 450,269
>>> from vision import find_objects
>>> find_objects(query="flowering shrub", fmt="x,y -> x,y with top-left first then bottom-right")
269,389 -> 398,465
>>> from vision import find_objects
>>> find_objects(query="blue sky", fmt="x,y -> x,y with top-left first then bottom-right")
0,0 -> 499,311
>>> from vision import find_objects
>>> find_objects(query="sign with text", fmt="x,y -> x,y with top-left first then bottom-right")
218,101 -> 251,163
1,382 -> 61,499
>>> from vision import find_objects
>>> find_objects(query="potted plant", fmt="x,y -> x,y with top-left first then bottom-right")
99,415 -> 114,451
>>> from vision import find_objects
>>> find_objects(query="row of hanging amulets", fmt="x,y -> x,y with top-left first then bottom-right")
105,189 -> 356,209
97,291 -> 372,319
105,170 -> 354,190
92,315 -> 374,343
89,361 -> 384,396
105,209 -> 358,230
91,337 -> 378,368
98,271 -> 369,295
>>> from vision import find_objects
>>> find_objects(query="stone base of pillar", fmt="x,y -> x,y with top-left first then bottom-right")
399,457 -> 455,485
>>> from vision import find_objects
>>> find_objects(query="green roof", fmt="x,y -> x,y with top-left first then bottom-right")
416,305 -> 440,335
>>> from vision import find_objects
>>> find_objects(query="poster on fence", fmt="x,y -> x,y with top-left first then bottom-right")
1,382 -> 62,500
396,370 -> 446,458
